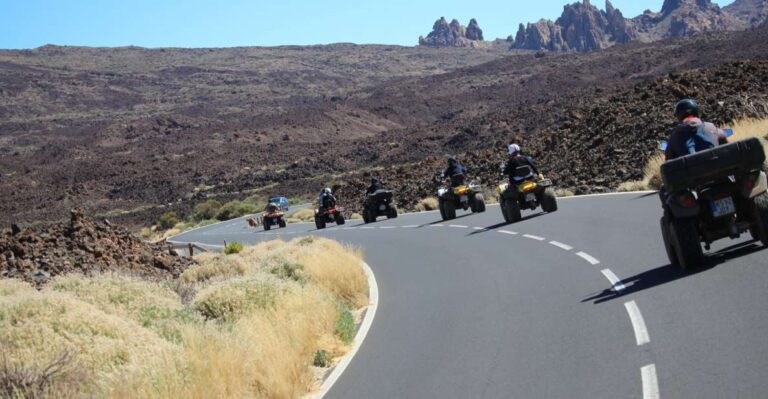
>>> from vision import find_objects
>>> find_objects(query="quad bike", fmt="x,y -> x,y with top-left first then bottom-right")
659,137 -> 768,270
498,165 -> 558,224
315,205 -> 346,229
362,189 -> 398,223
437,176 -> 486,221
261,203 -> 287,231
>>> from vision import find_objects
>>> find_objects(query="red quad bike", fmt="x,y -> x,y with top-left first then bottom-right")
660,137 -> 768,270
261,204 -> 287,231
315,205 -> 346,229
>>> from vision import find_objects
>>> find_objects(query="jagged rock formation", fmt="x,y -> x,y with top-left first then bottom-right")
513,0 -> 757,52
512,1 -> 636,52
419,17 -> 484,47
725,0 -> 768,28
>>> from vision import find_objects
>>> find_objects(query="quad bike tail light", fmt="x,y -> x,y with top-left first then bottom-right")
678,193 -> 696,208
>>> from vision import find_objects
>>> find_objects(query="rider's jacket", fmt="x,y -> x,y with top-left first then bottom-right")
665,117 -> 727,161
504,155 -> 539,184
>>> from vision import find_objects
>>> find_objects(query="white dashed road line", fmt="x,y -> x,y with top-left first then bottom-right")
624,301 -> 651,346
641,364 -> 660,399
498,230 -> 518,236
431,224 -> 445,227
601,269 -> 627,292
576,251 -> 601,265
523,234 -> 546,241
380,226 -> 397,229
549,241 -> 573,251
360,226 -> 376,230
450,225 -> 469,229
402,225 -> 419,228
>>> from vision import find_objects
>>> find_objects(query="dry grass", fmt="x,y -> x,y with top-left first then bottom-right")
414,197 -> 439,212
633,118 -> 768,191
0,236 -> 368,398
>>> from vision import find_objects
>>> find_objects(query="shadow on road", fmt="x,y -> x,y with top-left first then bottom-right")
419,212 -> 474,227
467,212 -> 546,235
582,240 -> 766,304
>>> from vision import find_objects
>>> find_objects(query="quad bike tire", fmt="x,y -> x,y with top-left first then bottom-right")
363,209 -> 373,224
278,218 -> 286,228
660,216 -> 678,266
263,221 -> 271,231
387,207 -> 398,219
541,188 -> 558,213
439,200 -> 448,221
335,213 -> 346,225
502,198 -> 521,224
471,194 -> 486,213
315,217 -> 326,230
443,200 -> 457,221
670,217 -> 704,270
752,192 -> 768,246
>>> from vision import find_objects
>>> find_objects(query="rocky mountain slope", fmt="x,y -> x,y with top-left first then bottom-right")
725,0 -> 768,27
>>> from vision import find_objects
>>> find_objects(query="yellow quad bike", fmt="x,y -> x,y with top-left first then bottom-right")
437,180 -> 486,221
498,166 -> 558,223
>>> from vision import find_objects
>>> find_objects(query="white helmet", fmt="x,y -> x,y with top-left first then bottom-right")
323,187 -> 332,195
508,144 -> 521,155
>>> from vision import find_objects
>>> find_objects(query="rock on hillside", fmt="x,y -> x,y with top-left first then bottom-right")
512,0 -> 635,52
0,209 -> 194,283
513,0 -> 751,52
420,17 -> 485,47
725,0 -> 768,27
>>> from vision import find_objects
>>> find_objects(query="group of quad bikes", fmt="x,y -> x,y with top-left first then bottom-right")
264,137 -> 768,272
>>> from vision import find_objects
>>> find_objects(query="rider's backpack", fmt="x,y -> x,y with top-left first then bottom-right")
685,124 -> 717,155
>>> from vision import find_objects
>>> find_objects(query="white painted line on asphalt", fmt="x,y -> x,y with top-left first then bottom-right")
624,301 -> 651,346
314,262 -> 379,399
342,227 -> 357,230
559,190 -> 656,200
523,234 -> 546,241
431,224 -> 445,227
402,225 -> 419,228
360,226 -> 376,230
379,226 -> 397,229
498,230 -> 519,236
601,269 -> 626,292
450,224 -> 469,229
549,241 -> 573,251
576,251 -> 601,265
473,226 -> 487,231
641,364 -> 660,399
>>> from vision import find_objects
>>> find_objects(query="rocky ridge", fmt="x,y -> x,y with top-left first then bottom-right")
0,209 -> 194,283
419,17 -> 485,47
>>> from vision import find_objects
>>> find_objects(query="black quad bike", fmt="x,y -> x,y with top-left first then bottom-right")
660,137 -> 768,270
314,204 -> 346,229
362,189 -> 398,223
498,165 -> 558,224
261,204 -> 287,231
437,178 -> 486,221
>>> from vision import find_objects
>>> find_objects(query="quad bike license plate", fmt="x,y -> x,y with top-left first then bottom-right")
710,197 -> 736,218
379,205 -> 386,211
460,195 -> 469,202
525,193 -> 536,202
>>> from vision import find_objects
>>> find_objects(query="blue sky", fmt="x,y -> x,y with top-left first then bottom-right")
0,0 -> 736,49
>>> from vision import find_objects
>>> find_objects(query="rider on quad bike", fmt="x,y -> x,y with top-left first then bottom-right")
504,144 -> 540,189
443,156 -> 468,187
659,98 -> 768,270
261,202 -> 286,231
315,187 -> 345,229
317,187 -> 337,211
498,143 -> 557,223
363,177 -> 398,223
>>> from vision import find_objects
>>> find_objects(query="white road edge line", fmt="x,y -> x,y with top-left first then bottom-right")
576,251 -> 601,265
641,364 -> 660,399
601,269 -> 627,292
314,261 -> 379,399
498,230 -> 519,235
624,301 -> 651,346
549,241 -> 573,251
523,234 -> 546,241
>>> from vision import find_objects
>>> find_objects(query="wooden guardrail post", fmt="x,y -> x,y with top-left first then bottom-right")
188,242 -> 194,256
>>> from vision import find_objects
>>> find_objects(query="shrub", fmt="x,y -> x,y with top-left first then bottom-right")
192,278 -> 279,322
157,212 -> 180,230
334,309 -> 355,344
414,197 -> 439,212
216,201 -> 258,221
224,241 -> 244,255
289,208 -> 315,222
0,347 -> 83,399
313,350 -> 330,367
192,200 -> 222,222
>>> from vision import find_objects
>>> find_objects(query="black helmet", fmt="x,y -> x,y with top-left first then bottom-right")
371,177 -> 380,184
447,155 -> 457,165
674,99 -> 700,120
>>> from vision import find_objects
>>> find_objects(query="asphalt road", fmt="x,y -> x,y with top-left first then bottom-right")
171,192 -> 768,399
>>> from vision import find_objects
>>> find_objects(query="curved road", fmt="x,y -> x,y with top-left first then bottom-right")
172,193 -> 768,398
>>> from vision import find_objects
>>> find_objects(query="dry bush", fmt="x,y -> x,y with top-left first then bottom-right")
555,188 -> 575,197
414,197 -> 439,212
0,347 -> 84,399
289,208 -> 315,222
350,213 -> 362,220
